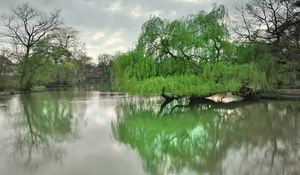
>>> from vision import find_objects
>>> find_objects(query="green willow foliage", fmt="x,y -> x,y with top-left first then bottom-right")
137,4 -> 230,63
235,42 -> 297,86
112,5 -> 270,96
112,50 -> 157,88
119,63 -> 266,96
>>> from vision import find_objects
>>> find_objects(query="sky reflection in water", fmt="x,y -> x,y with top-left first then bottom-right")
0,91 -> 299,175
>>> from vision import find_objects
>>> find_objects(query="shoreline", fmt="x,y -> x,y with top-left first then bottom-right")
0,85 -> 73,96
1,88 -> 300,101
259,89 -> 300,101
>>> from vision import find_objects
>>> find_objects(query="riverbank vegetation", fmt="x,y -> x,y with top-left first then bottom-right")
0,3 -> 107,92
1,1 -> 299,97
112,1 -> 300,98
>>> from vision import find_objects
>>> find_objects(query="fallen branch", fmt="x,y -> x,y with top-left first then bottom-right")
161,87 -> 184,101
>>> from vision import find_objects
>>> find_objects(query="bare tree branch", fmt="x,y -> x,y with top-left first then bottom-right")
0,2 -> 62,59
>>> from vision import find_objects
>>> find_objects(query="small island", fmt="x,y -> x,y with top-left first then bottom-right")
111,4 -> 299,102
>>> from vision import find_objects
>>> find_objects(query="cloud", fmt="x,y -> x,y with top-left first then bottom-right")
130,6 -> 144,17
130,5 -> 163,18
172,0 -> 210,3
94,31 -> 105,39
108,1 -> 123,12
0,0 -> 238,60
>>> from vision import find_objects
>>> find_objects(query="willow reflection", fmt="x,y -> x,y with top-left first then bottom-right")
112,97 -> 300,175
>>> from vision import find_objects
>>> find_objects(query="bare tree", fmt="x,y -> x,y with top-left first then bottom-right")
97,53 -> 115,81
48,26 -> 87,62
98,53 -> 113,65
48,27 -> 80,50
233,0 -> 300,63
0,2 -> 62,59
234,0 -> 300,42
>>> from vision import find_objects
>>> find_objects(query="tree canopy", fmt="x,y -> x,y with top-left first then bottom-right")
112,4 -> 272,97
0,3 -> 94,91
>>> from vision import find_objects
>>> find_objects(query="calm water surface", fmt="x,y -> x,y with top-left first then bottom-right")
0,90 -> 299,175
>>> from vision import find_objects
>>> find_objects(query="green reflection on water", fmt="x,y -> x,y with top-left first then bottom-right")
7,92 -> 86,168
113,98 -> 300,175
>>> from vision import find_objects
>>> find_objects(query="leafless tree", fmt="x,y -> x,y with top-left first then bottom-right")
98,53 -> 113,65
0,2 -> 62,59
48,27 -> 80,50
49,27 -> 88,62
97,53 -> 115,81
234,0 -> 300,42
233,0 -> 300,63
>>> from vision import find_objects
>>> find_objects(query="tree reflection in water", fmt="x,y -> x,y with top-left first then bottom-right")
112,97 -> 300,175
7,92 -> 86,170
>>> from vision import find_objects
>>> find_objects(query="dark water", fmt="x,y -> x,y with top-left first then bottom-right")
0,90 -> 299,175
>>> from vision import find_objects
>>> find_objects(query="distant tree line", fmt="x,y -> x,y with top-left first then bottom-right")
0,3 -> 107,92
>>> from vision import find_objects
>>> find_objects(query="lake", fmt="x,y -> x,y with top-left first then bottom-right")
0,90 -> 299,175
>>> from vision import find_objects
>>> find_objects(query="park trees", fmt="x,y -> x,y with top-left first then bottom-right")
136,5 -> 231,75
0,3 -> 91,90
35,27 -> 86,86
0,2 -> 61,58
233,0 -> 300,85
112,5 -> 268,97
0,2 -> 62,90
29,38 -> 77,86
234,0 -> 300,46
0,49 -> 14,90
98,54 -> 114,81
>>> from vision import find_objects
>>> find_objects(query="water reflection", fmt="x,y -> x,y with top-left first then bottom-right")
1,92 -> 300,175
2,92 -> 87,170
113,97 -> 300,175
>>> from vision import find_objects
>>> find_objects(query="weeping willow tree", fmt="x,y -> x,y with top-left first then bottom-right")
112,4 -> 270,97
111,50 -> 157,89
137,4 -> 231,65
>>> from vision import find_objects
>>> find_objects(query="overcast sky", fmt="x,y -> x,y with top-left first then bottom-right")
0,0 -> 238,60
